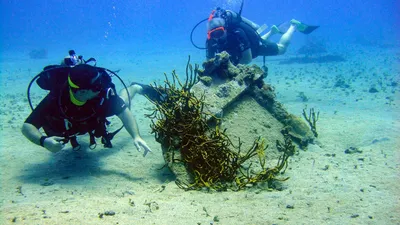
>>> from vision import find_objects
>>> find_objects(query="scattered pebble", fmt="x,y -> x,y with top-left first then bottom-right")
344,147 -> 362,154
99,210 -> 116,218
368,87 -> 378,93
40,181 -> 55,186
286,205 -> 294,209
104,211 -> 115,216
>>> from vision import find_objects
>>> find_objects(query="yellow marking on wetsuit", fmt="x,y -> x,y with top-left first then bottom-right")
69,89 -> 86,106
68,75 -> 80,88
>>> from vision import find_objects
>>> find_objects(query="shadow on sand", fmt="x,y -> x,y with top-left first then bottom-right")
17,142 -> 144,186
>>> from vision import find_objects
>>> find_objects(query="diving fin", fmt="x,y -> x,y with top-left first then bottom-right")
256,24 -> 268,35
277,20 -> 319,35
297,23 -> 319,34
291,19 -> 319,34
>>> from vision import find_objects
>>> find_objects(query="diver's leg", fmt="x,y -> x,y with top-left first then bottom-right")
120,82 -> 166,104
276,22 -> 298,54
261,25 -> 280,40
119,83 -> 143,104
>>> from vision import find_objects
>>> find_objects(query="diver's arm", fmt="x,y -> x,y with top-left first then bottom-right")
239,48 -> 253,64
21,123 -> 45,145
21,123 -> 64,152
117,108 -> 152,156
118,108 -> 140,139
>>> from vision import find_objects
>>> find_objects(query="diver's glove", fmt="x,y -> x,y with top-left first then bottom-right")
133,136 -> 152,157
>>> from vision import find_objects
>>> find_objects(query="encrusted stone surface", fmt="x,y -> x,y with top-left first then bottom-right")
165,52 -> 314,183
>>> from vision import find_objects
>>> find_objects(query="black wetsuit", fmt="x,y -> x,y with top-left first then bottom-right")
206,12 -> 279,65
25,87 -> 126,138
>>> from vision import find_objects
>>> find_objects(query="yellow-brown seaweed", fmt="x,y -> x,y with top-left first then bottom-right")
146,57 -> 294,191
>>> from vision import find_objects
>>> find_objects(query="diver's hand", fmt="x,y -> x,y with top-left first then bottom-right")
133,136 -> 152,157
43,136 -> 65,153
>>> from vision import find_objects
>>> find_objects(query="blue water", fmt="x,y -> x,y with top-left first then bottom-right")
1,0 -> 398,57
1,1 -> 399,224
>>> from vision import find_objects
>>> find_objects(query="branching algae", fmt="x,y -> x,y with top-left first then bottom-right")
146,58 -> 295,191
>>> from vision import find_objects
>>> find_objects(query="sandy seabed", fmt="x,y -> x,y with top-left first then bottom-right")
0,44 -> 399,225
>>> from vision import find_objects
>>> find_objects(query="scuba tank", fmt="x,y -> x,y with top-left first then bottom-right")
224,9 -> 268,35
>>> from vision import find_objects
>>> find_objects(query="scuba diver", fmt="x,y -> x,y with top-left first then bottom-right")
61,49 -> 97,67
22,52 -> 152,157
203,7 -> 319,65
